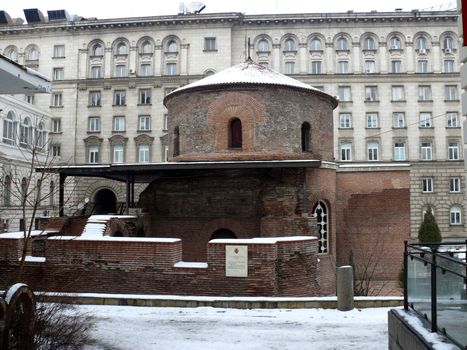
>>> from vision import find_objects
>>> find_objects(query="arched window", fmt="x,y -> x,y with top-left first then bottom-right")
229,118 -> 242,149
116,42 -> 127,55
141,41 -> 153,54
416,36 -> 427,50
336,37 -> 348,50
389,36 -> 401,49
173,126 -> 180,157
36,122 -> 46,150
363,37 -> 375,50
3,111 -> 16,145
450,205 -> 462,225
49,181 -> 55,205
283,38 -> 296,52
313,201 -> 328,253
301,122 -> 311,152
167,40 -> 178,53
3,175 -> 11,206
204,70 -> 215,77
443,36 -> 453,50
92,43 -> 104,56
28,48 -> 38,60
211,228 -> 237,240
310,37 -> 321,51
7,48 -> 17,61
257,39 -> 269,52
19,117 -> 31,148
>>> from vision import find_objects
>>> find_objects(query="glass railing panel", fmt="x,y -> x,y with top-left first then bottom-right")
407,253 -> 432,321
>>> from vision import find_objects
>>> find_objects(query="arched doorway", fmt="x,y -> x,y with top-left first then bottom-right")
93,189 -> 117,215
210,228 -> 237,240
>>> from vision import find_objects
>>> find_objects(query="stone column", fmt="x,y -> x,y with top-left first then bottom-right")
325,42 -> 334,73
272,43 -> 281,72
154,44 -> 162,76
104,47 -> 112,78
129,44 -> 137,75
352,42 -> 360,74
432,42 -> 441,73
337,265 -> 354,311
379,42 -> 388,73
181,43 -> 189,75
406,42 -> 414,73
299,42 -> 307,74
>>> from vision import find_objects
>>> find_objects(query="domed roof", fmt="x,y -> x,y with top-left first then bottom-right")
164,60 -> 337,107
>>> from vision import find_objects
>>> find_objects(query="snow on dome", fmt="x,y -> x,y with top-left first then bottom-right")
165,60 -> 330,103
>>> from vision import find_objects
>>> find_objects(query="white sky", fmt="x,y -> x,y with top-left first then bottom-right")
0,0 -> 457,21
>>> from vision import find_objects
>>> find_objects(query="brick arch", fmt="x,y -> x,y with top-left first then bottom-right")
207,92 -> 266,152
203,218 -> 252,241
85,180 -> 125,202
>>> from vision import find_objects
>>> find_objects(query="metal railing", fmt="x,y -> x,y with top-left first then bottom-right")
404,240 -> 467,349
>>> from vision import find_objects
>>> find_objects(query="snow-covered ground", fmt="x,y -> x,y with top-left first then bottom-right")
81,305 -> 392,350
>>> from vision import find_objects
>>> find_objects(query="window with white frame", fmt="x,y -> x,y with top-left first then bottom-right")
28,48 -> 38,60
89,145 -> 99,163
204,37 -> 216,51
443,60 -> 454,73
450,177 -> 461,192
7,48 -> 17,61
91,66 -> 102,78
53,45 -> 65,58
3,112 -> 16,145
339,113 -> 352,128
166,40 -> 178,53
283,38 -> 296,52
390,60 -> 401,73
311,61 -> 322,74
310,38 -> 321,51
447,112 -> 458,127
363,37 -> 376,50
139,89 -> 151,105
448,141 -> 460,160
138,115 -> 151,131
450,205 -> 462,225
138,144 -> 150,163
340,142 -> 352,161
445,85 -> 458,100
421,141 -> 433,160
141,41 -> 153,54
393,112 -> 405,128
51,118 -> 61,133
26,95 -> 34,104
116,42 -> 127,55
418,85 -> 432,101
284,62 -> 295,75
257,39 -> 270,52
338,86 -> 351,101
114,90 -> 126,106
416,36 -> 427,50
366,113 -> 378,128
89,91 -> 101,106
165,62 -> 177,75
365,86 -> 378,101
336,37 -> 348,50
443,36 -> 454,51
417,60 -> 428,73
140,63 -> 152,76
51,144 -> 61,157
422,177 -> 433,192
88,117 -> 100,132
113,144 -> 124,163
115,64 -> 128,77
367,141 -> 379,161
53,68 -> 64,80
389,36 -> 402,49
113,116 -> 125,132
91,43 -> 104,56
52,93 -> 62,107
394,141 -> 406,161
420,113 -> 432,128
337,61 -> 349,74
391,86 -> 405,101
364,60 -> 376,73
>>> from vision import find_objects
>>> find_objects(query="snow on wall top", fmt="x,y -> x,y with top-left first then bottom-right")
165,60 -> 335,104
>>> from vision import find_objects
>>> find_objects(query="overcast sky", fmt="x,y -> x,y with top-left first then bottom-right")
0,0 -> 457,20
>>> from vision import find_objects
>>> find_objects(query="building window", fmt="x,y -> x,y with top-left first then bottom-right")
365,86 -> 378,101
204,37 -> 216,51
7,48 -> 17,61
229,118 -> 242,148
364,60 -> 376,73
418,85 -> 432,101
89,91 -> 101,107
89,146 -> 99,163
165,62 -> 177,75
416,36 -> 427,51
138,144 -> 150,163
311,61 -> 322,74
113,116 -> 125,132
443,36 -> 454,51
336,37 -> 348,50
447,112 -> 458,127
445,85 -> 458,101
53,68 -> 64,80
26,95 -> 34,104
284,62 -> 295,75
366,113 -> 378,128
448,141 -> 460,160
337,61 -> 349,74
367,141 -> 379,161
53,45 -> 65,58
27,48 -> 38,61
450,206 -> 462,225
141,41 -> 153,54
115,42 -> 127,55
394,142 -> 406,161
113,90 -> 126,106
3,112 -> 16,145
393,113 -> 405,128
283,38 -> 296,52
51,118 -> 61,133
115,65 -> 128,77
113,144 -> 124,163
422,177 -> 433,193
389,36 -> 402,50
443,60 -> 454,73
19,117 -> 31,147
419,113 -> 432,128
363,36 -> 375,50
52,93 -> 62,107
421,141 -> 433,161
51,144 -> 61,157
92,43 -> 104,56
88,117 -> 100,132
91,66 -> 102,79
338,86 -> 351,101
390,60 -> 401,73
138,115 -> 151,131
450,177 -> 461,192
139,89 -> 151,105
340,142 -> 352,161
257,39 -> 270,52
417,60 -> 428,73
3,176 -> 11,206
166,40 -> 178,53
313,201 -> 328,253
301,122 -> 311,152
391,86 -> 405,101
140,64 -> 152,76
339,113 -> 352,128
310,38 -> 321,51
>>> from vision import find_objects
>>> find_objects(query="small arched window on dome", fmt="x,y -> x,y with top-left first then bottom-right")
301,122 -> 311,152
229,118 -> 242,149
173,126 -> 180,157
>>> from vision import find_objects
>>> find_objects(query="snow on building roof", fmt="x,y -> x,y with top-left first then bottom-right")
164,60 -> 337,106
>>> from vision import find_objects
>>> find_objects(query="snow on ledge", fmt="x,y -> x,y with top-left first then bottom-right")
48,235 -> 180,243
5,283 -> 28,304
174,262 -> 208,269
23,256 -> 46,263
0,230 -> 47,239
210,236 -> 316,244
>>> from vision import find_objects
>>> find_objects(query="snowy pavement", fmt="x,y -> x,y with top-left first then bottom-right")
81,305 -> 391,350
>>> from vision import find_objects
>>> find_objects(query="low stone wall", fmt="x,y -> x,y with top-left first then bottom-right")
0,235 -> 320,297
